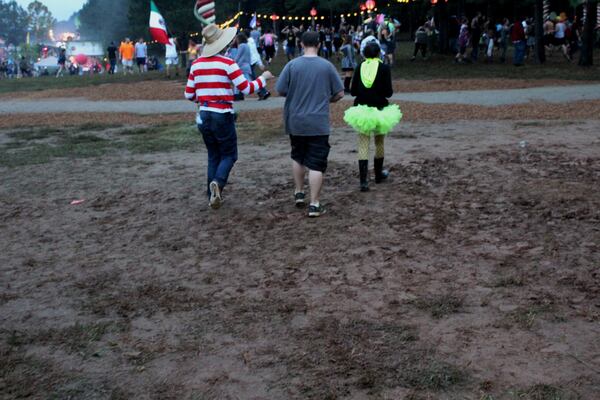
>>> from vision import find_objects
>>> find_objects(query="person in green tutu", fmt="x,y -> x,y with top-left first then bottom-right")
344,42 -> 402,192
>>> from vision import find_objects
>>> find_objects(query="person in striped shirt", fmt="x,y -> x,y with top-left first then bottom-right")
185,24 -> 274,209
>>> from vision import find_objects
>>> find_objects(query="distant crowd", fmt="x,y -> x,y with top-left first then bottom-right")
1,9 -> 599,81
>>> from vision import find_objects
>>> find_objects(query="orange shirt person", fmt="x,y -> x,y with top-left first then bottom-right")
119,38 -> 135,74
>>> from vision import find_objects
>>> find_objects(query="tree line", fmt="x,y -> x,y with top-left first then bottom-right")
0,0 -> 56,45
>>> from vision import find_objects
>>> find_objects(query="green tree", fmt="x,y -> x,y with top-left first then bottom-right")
26,0 -> 56,42
79,0 -> 130,44
0,0 -> 29,44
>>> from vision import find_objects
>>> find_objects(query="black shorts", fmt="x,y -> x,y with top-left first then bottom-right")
554,37 -> 566,46
137,57 -> 146,66
290,135 -> 330,173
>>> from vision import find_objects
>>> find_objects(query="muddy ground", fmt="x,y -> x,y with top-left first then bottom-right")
1,118 -> 599,399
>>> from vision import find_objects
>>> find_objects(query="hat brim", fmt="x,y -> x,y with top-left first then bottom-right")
201,27 -> 237,57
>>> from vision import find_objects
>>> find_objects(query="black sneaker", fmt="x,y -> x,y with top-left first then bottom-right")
294,192 -> 306,208
308,204 -> 325,218
261,91 -> 271,101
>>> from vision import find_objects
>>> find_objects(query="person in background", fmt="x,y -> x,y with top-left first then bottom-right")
339,34 -> 356,93
544,16 -> 555,54
470,12 -> 483,62
525,18 -> 536,60
498,18 -> 511,63
511,17 -> 526,66
282,25 -> 300,61
449,15 -> 460,54
323,28 -> 333,59
568,16 -> 581,60
412,24 -> 429,61
379,27 -> 394,65
185,24 -> 274,210
135,38 -> 147,73
455,18 -> 470,63
275,31 -> 345,218
360,30 -> 380,58
233,33 -> 253,101
56,48 -> 66,77
19,56 -> 31,77
119,38 -> 135,74
165,37 -> 179,78
246,30 -> 271,100
484,27 -> 495,63
333,27 -> 343,53
554,16 -> 571,61
187,37 -> 200,75
107,42 -> 118,74
261,29 -> 277,65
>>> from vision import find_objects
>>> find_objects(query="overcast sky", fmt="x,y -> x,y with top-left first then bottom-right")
15,0 -> 87,21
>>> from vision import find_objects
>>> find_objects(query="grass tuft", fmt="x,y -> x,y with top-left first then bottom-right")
412,293 -> 465,318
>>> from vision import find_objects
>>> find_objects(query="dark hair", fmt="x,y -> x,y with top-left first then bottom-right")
301,31 -> 320,47
363,42 -> 380,58
236,33 -> 248,44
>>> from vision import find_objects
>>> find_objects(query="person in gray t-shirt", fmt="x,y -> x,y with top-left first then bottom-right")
276,31 -> 344,218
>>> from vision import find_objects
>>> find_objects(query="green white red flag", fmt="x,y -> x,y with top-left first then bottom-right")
149,0 -> 170,45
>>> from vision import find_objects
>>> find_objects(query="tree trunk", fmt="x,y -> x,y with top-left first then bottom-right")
438,0 -> 449,54
534,0 -> 546,63
579,0 -> 597,66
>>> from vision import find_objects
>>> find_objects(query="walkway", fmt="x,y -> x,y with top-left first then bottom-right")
1,84 -> 599,115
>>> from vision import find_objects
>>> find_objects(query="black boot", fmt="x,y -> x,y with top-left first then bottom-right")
359,160 -> 369,192
374,158 -> 389,184
344,77 -> 351,93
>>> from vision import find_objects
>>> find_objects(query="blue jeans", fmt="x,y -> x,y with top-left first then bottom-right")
513,40 -> 526,65
198,111 -> 238,197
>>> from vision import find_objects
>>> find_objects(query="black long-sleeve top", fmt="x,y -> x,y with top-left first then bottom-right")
350,62 -> 393,110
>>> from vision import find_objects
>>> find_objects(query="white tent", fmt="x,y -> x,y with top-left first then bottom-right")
34,56 -> 59,72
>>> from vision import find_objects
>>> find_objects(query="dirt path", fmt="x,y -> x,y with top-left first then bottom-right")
1,84 -> 600,115
1,119 -> 599,399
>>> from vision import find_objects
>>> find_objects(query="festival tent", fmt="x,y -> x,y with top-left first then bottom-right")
34,56 -> 60,73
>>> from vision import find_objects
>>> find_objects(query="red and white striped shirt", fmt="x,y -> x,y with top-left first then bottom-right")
185,55 -> 266,113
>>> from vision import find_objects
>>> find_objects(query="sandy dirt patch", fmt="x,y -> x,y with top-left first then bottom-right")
1,118 -> 599,399
1,78 -> 596,101
1,99 -> 600,130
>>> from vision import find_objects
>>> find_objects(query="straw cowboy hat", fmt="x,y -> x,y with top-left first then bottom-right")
201,24 -> 237,57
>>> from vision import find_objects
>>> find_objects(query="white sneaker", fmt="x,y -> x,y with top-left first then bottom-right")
209,181 -> 222,209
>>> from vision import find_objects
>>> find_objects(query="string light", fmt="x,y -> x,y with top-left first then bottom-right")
174,8 -> 377,41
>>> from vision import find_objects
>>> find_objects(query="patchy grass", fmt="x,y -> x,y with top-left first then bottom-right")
492,274 -> 526,288
121,123 -> 201,154
496,303 -> 558,330
4,321 -> 121,355
412,293 -> 465,318
508,384 -> 581,400
0,123 -> 203,167
0,70 -> 167,95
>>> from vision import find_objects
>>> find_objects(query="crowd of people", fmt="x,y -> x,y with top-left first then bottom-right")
450,12 -> 587,66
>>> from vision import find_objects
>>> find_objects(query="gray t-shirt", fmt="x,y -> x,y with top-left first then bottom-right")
276,56 -> 344,136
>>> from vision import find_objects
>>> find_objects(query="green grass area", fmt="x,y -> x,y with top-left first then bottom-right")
0,123 -> 203,167
0,70 -> 169,95
1,43 -> 597,96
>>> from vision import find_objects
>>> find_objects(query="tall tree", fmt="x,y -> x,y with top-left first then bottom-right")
0,0 -> 29,44
26,0 -> 56,42
534,0 -> 546,63
79,0 -> 130,43
579,0 -> 598,66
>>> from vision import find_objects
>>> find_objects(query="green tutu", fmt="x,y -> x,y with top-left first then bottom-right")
344,104 -> 403,136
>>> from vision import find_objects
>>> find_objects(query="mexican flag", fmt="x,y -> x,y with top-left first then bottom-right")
149,0 -> 170,45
